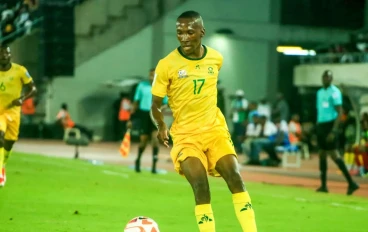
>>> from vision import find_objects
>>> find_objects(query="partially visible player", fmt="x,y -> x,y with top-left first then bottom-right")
0,44 -> 37,187
151,11 -> 257,232
128,68 -> 168,174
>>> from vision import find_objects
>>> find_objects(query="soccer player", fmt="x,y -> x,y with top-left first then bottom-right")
128,68 -> 168,174
0,44 -> 37,187
316,70 -> 359,195
151,11 -> 257,232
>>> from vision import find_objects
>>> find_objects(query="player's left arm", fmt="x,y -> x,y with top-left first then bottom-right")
12,68 -> 37,107
332,89 -> 343,133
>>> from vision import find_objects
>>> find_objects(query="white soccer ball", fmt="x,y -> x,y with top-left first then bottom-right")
124,216 -> 160,232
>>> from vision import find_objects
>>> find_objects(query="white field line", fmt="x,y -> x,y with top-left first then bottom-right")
18,157 -> 368,212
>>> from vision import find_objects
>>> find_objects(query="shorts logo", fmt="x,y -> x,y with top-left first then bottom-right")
178,70 -> 188,78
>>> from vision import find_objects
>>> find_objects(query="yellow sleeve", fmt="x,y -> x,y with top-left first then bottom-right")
20,66 -> 33,84
152,59 -> 169,98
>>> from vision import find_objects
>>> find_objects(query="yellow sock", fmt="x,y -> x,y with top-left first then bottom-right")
195,204 -> 216,232
4,149 -> 11,165
233,192 -> 257,232
0,148 -> 4,171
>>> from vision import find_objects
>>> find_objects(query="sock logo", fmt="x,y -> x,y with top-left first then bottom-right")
198,214 -> 213,224
240,202 -> 253,212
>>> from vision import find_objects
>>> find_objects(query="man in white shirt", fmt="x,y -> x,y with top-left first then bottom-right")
257,98 -> 271,119
242,113 -> 260,156
246,115 -> 278,165
246,115 -> 290,166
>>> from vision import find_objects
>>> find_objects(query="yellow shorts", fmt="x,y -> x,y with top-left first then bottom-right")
170,126 -> 237,177
0,113 -> 20,141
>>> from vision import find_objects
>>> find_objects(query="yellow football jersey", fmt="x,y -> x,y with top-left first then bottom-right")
152,45 -> 225,135
0,63 -> 33,116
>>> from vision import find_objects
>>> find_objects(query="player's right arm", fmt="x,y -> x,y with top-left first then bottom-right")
151,60 -> 170,147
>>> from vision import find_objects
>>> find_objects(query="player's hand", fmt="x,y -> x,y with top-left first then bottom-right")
157,123 -> 169,148
127,121 -> 132,129
326,132 -> 335,142
11,98 -> 23,107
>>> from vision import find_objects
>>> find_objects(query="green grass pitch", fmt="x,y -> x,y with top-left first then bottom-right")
0,153 -> 367,232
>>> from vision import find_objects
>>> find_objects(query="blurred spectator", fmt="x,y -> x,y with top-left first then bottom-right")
56,103 -> 95,141
1,12 -> 16,38
247,101 -> 258,124
245,115 -> 277,165
288,114 -> 302,144
21,97 -> 36,124
0,0 -> 37,42
257,98 -> 271,119
272,92 -> 289,121
14,3 -> 32,35
242,113 -> 260,156
231,89 -> 248,153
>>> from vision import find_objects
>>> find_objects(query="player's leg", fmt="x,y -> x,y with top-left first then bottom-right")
180,156 -> 215,232
3,140 -> 15,165
135,112 -> 150,172
316,150 -> 328,192
316,123 -> 329,192
150,128 -> 159,174
1,117 -> 20,186
0,115 -> 7,186
135,134 -> 148,172
327,148 -> 359,195
215,154 -> 257,232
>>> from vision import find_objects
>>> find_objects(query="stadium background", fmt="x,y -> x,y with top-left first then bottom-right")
1,0 -> 368,231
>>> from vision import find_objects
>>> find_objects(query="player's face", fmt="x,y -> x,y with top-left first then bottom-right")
0,47 -> 11,65
176,18 -> 204,55
149,70 -> 155,83
322,74 -> 332,87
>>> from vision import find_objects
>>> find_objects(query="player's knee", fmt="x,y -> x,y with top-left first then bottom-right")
139,139 -> 148,148
225,171 -> 245,193
4,141 -> 14,151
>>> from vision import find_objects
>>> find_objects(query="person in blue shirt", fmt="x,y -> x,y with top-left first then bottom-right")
128,68 -> 168,174
316,70 -> 359,195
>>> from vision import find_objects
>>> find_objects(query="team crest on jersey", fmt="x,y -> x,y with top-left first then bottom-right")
178,69 -> 188,78
208,67 -> 214,75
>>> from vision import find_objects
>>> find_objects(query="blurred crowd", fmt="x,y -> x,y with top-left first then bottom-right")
230,90 -> 307,167
0,0 -> 38,42
230,88 -> 368,175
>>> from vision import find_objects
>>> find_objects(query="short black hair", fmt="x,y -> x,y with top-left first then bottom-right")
177,11 -> 201,19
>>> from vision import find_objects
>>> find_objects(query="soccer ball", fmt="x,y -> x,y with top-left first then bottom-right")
124,216 -> 160,232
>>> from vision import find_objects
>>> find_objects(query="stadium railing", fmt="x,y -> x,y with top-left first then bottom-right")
0,16 -> 43,44
299,52 -> 368,65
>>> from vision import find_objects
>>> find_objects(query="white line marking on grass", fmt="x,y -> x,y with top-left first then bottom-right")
330,202 -> 368,211
265,194 -> 368,211
18,157 -> 90,170
102,170 -> 129,178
